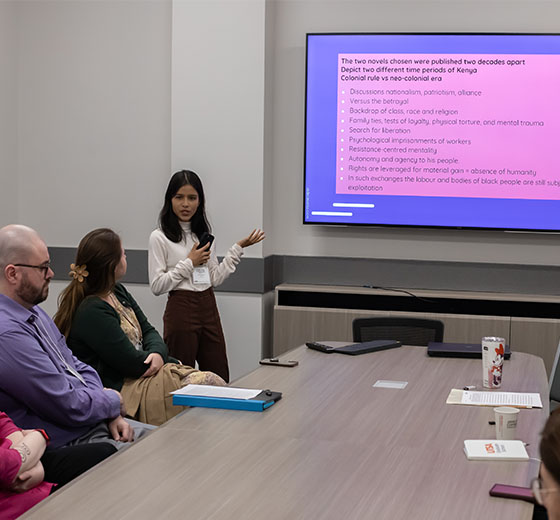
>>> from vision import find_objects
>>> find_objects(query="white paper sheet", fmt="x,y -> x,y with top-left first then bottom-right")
372,380 -> 408,389
446,389 -> 542,408
170,384 -> 261,400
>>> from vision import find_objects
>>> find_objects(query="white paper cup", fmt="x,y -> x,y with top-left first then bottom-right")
494,406 -> 520,440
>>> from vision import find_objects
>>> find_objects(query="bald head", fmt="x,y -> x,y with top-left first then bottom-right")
0,225 -> 44,271
0,225 -> 52,307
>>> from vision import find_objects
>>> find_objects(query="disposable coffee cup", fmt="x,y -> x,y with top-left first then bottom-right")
494,406 -> 520,440
482,336 -> 506,388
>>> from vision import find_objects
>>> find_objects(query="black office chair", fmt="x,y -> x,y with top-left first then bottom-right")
549,340 -> 560,408
352,317 -> 444,346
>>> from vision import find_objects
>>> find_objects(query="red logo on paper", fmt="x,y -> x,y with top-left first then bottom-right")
485,443 -> 495,454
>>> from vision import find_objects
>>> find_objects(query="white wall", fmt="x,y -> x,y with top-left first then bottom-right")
171,0 -> 268,377
16,0 -> 172,248
0,1 -> 18,225
267,0 -> 560,266
216,293 -> 264,380
11,0 -> 267,381
11,0 -> 560,381
171,0 -> 266,256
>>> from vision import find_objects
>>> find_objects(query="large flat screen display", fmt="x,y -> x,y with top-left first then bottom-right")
304,33 -> 560,231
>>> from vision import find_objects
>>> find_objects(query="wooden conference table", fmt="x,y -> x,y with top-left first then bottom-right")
23,345 -> 549,520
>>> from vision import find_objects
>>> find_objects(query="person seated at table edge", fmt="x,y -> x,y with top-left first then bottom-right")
0,224 -> 153,450
0,411 -> 116,520
54,228 -> 173,392
534,408 -> 560,520
54,228 -> 225,426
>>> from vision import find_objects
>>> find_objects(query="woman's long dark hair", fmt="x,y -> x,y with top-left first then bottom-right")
158,170 -> 210,243
54,228 -> 122,337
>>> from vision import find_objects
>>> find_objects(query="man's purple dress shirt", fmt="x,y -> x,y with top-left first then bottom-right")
0,295 -> 121,448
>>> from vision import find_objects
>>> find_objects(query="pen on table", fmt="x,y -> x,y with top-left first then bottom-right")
463,385 -> 476,390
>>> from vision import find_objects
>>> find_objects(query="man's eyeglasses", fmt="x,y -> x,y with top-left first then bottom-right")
13,263 -> 52,279
531,477 -> 559,505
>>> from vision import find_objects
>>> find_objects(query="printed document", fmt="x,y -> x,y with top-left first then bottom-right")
171,384 -> 261,400
446,389 -> 542,408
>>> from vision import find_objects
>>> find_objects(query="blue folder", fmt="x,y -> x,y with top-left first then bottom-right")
172,389 -> 282,412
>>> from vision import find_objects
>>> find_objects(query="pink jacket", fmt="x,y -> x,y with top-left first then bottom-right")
0,412 -> 52,520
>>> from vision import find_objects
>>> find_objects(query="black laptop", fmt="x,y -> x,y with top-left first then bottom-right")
306,340 -> 401,356
427,342 -> 511,359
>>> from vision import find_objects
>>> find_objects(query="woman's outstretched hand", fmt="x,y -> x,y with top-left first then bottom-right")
237,229 -> 265,248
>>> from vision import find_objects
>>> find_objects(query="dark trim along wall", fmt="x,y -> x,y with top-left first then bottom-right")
49,247 -> 560,296
49,247 -> 267,294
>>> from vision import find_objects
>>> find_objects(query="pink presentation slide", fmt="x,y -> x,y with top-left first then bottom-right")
336,53 -> 560,200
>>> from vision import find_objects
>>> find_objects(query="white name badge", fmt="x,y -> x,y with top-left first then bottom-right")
193,266 -> 211,285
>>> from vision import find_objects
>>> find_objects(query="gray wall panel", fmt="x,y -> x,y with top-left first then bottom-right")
49,247 -> 560,296
279,256 -> 560,295
49,247 -> 265,293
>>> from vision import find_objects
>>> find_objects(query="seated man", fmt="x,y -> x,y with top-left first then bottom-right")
0,224 -> 153,450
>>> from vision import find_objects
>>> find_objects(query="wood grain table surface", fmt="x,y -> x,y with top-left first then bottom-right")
23,345 -> 549,520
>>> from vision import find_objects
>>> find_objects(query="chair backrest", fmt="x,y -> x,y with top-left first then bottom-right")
549,340 -> 560,404
352,317 -> 444,346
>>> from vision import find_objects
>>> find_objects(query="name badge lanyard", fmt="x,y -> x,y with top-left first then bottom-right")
31,316 -> 88,386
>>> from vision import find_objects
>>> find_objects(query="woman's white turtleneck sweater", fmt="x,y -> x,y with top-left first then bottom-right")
148,221 -> 243,295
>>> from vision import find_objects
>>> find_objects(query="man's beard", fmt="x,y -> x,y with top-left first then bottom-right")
16,273 -> 49,306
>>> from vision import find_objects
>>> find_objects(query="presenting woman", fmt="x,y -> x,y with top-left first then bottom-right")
54,228 -> 225,426
149,170 -> 264,382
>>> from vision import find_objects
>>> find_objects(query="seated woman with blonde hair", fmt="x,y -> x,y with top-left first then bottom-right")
54,228 -> 225,426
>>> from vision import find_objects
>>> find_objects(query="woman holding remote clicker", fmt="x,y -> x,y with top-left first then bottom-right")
148,170 -> 264,382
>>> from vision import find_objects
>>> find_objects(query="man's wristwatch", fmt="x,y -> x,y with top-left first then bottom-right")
35,428 -> 50,445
